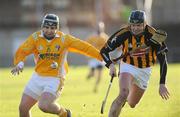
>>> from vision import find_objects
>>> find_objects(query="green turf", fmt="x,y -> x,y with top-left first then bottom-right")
1,64 -> 180,117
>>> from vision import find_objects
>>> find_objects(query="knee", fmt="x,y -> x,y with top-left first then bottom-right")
129,104 -> 136,108
120,88 -> 129,100
128,102 -> 136,108
127,99 -> 139,108
38,102 -> 49,113
116,88 -> 129,104
19,105 -> 24,113
19,103 -> 29,113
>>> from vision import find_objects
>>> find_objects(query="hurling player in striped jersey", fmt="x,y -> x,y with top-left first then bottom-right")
100,10 -> 169,117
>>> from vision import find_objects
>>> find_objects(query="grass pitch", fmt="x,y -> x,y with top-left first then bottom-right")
1,64 -> 180,117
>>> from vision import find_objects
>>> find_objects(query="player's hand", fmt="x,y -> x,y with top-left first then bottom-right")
109,63 -> 117,77
50,61 -> 58,69
159,84 -> 170,100
151,30 -> 167,44
11,62 -> 24,76
11,66 -> 23,75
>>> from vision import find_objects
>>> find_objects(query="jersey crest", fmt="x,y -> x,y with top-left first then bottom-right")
32,32 -> 38,40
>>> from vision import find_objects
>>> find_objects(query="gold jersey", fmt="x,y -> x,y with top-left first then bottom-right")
14,31 -> 102,78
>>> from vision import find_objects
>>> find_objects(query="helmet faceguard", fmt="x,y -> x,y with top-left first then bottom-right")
129,10 -> 147,36
41,14 -> 59,29
129,10 -> 146,24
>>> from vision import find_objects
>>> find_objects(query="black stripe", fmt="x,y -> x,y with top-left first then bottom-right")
130,57 -> 134,65
133,36 -> 140,67
123,57 -> 126,62
137,57 -> 142,68
128,36 -> 134,65
144,28 -> 151,67
138,36 -> 144,68
145,54 -> 150,67
122,43 -> 127,62
151,48 -> 155,64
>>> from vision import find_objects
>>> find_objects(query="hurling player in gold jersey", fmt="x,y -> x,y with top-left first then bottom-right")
11,14 -> 102,117
100,10 -> 169,117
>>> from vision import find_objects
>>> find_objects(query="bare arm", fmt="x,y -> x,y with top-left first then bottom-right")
157,43 -> 170,100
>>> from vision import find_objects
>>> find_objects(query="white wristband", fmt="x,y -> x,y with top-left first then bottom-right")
102,61 -> 106,66
17,61 -> 24,69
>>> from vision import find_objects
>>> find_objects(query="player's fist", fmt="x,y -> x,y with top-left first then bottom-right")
151,30 -> 167,44
109,64 -> 117,77
50,61 -> 58,69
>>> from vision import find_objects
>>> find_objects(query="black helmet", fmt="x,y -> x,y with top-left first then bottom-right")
129,10 -> 146,24
41,14 -> 59,29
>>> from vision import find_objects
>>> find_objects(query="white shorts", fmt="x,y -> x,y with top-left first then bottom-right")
23,72 -> 63,100
119,62 -> 152,90
88,59 -> 104,68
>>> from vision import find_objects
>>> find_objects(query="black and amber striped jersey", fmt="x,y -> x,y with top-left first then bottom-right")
100,25 -> 168,84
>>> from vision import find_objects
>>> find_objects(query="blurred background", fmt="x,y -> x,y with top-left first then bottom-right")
0,0 -> 180,67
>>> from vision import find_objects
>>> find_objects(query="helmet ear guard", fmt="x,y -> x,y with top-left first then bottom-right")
41,14 -> 59,29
